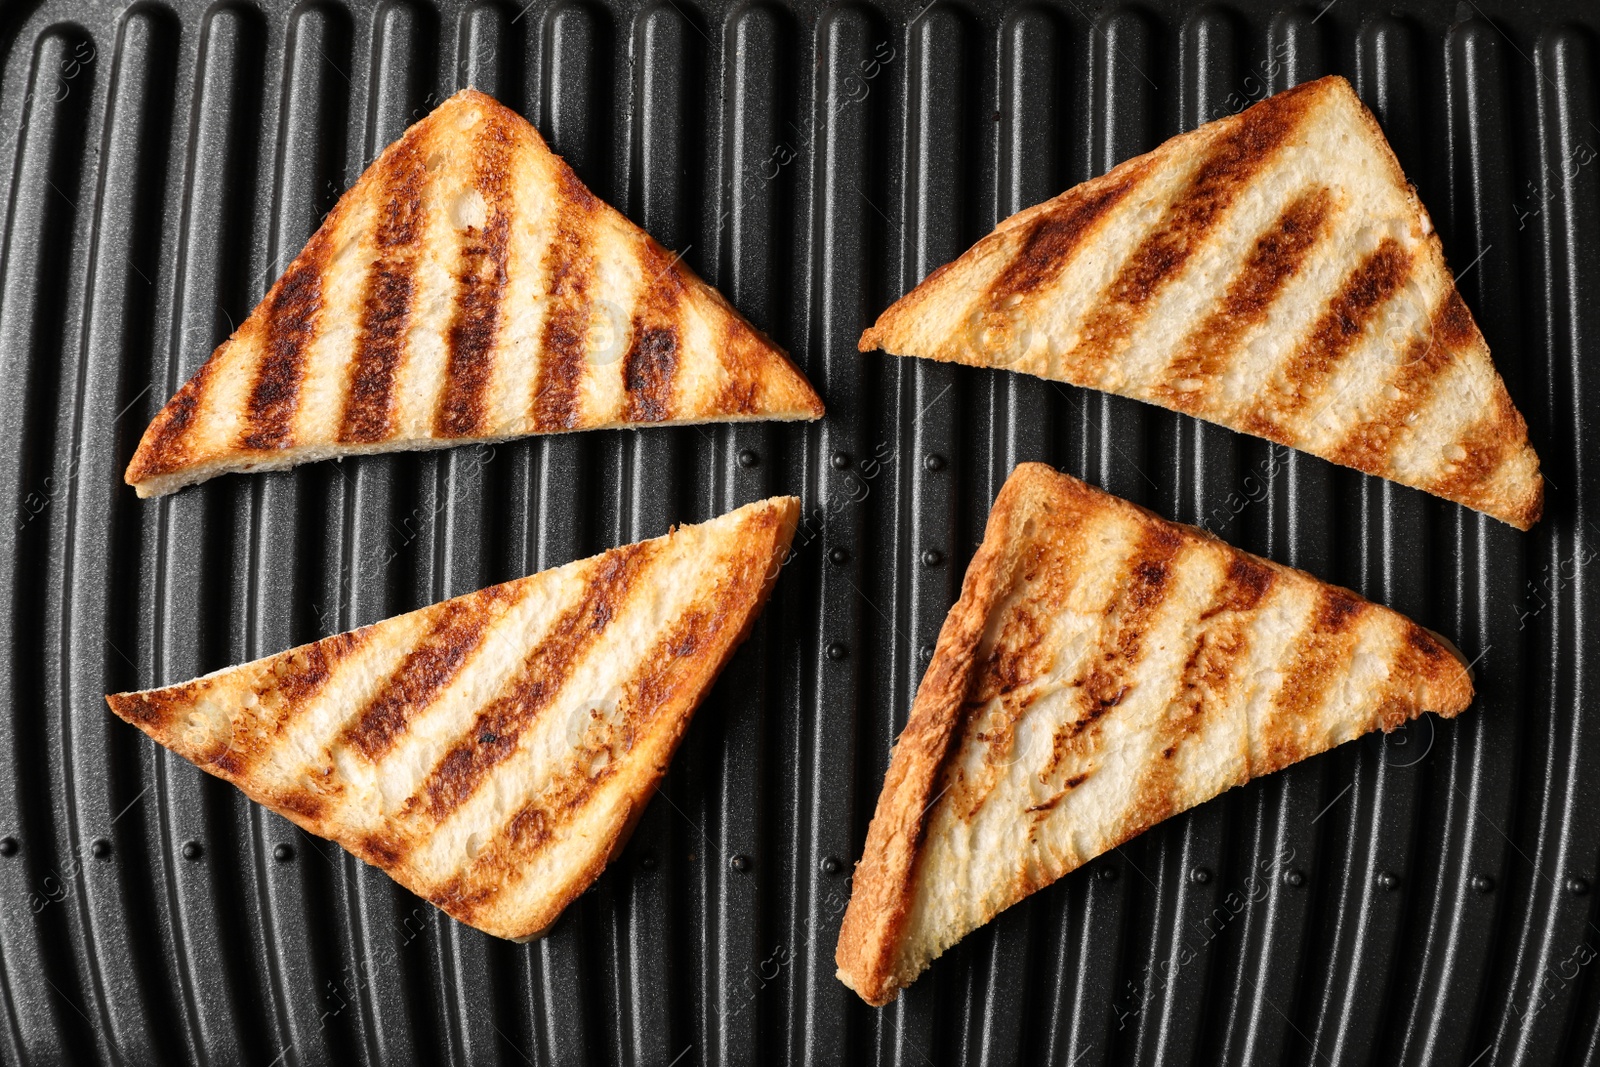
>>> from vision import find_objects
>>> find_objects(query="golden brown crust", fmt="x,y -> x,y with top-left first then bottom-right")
857,76 -> 1541,530
834,476 -> 1025,1005
125,89 -> 822,498
105,496 -> 800,941
835,464 -> 1474,1005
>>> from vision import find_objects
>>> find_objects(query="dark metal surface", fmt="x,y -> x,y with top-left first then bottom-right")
0,0 -> 1597,1063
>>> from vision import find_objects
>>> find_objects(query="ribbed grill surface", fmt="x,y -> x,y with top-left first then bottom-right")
0,1 -> 1595,1064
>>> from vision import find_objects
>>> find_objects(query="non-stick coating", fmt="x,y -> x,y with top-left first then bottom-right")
0,0 -> 1596,1064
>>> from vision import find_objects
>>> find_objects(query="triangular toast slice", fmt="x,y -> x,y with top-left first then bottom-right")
859,76 -> 1540,530
835,464 -> 1473,1005
126,89 -> 823,498
108,496 -> 798,940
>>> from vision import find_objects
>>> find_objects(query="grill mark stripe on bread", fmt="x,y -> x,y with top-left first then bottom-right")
1058,86 -> 1313,384
954,523 -> 1091,822
1038,524 -> 1185,792
1242,236 -> 1415,439
989,171 -> 1148,304
106,631 -> 361,739
1327,288 -> 1474,471
435,110 -> 516,438
419,542 -> 657,826
1426,403 -> 1520,514
339,127 -> 432,443
1155,185 -> 1335,411
528,165 -> 600,431
124,90 -> 822,498
441,522 -> 776,922
338,585 -> 521,762
1122,555 -> 1276,832
239,631 -> 364,744
129,361 -> 213,483
241,227 -> 335,451
622,242 -> 687,423
1251,586 -> 1369,777
857,76 -> 1541,529
105,496 -> 801,940
835,464 -> 1475,1005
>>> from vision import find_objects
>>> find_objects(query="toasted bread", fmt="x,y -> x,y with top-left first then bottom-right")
834,464 -> 1473,1005
107,496 -> 799,940
126,89 -> 823,498
859,76 -> 1540,530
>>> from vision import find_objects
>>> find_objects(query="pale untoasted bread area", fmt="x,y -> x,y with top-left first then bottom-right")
835,464 -> 1474,1005
126,89 -> 822,498
859,76 -> 1541,530
107,496 -> 800,940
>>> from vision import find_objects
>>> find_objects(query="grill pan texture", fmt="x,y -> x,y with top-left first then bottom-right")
1,0 -> 1598,1065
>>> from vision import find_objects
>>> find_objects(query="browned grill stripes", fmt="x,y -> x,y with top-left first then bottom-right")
418,543 -> 656,826
442,532 -> 769,919
1122,556 -> 1277,834
1059,88 -> 1313,384
1155,185 -> 1335,412
529,166 -> 600,431
1039,525 -> 1185,790
338,587 -> 516,762
105,679 -> 221,733
625,328 -> 680,421
1426,403 -> 1517,511
623,242 -> 686,423
1255,585 -> 1369,777
241,228 -> 336,450
948,519 -> 1085,822
126,359 -> 214,482
1379,626 -> 1467,731
1243,236 -> 1414,440
1329,290 -> 1476,472
109,629 -> 364,779
712,318 -> 772,416
340,131 -> 431,443
986,169 -> 1148,305
271,630 -> 365,723
435,112 -> 517,438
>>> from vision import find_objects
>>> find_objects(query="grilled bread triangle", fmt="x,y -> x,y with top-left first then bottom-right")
835,464 -> 1474,1005
859,76 -> 1541,530
126,89 -> 823,498
107,496 -> 799,940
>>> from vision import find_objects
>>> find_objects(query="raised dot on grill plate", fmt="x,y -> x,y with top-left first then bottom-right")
1190,867 -> 1211,885
821,856 -> 842,875
91,838 -> 111,860
1568,876 -> 1590,896
730,854 -> 751,873
738,449 -> 759,468
828,547 -> 849,566
924,454 -> 945,471
827,643 -> 848,661
921,549 -> 943,567
1284,869 -> 1306,888
182,841 -> 203,861
919,645 -> 934,660
274,843 -> 295,863
0,837 -> 16,857
1096,865 -> 1117,882
1378,870 -> 1401,890
1472,875 -> 1494,894
831,452 -> 851,469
